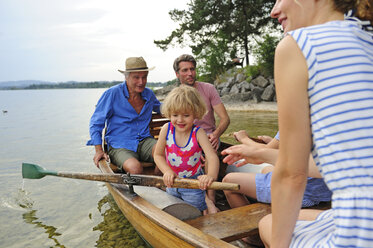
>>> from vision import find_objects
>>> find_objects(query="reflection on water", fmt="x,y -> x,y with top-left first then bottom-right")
94,194 -> 149,248
23,210 -> 65,248
18,188 -> 65,248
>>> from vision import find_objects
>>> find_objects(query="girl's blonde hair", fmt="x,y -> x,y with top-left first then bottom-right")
161,85 -> 207,120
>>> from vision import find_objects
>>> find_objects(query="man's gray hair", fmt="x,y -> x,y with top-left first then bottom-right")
124,71 -> 130,79
173,54 -> 197,72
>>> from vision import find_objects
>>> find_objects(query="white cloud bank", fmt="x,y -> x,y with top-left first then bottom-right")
0,0 -> 191,83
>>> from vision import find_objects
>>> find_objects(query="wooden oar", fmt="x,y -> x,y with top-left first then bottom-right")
22,163 -> 239,191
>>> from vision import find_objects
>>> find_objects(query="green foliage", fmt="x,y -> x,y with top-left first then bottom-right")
154,0 -> 278,82
253,34 -> 281,77
243,65 -> 261,80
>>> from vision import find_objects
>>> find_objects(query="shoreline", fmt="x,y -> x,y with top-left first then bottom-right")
223,101 -> 278,112
156,93 -> 278,112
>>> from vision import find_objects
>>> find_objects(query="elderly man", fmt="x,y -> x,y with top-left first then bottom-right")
87,57 -> 161,174
173,54 -> 230,213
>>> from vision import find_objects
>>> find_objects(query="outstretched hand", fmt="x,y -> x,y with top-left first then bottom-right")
221,144 -> 264,166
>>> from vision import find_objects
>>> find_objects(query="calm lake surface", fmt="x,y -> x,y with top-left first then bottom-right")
0,88 -> 277,248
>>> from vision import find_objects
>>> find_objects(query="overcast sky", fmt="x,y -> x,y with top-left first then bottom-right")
0,0 -> 192,83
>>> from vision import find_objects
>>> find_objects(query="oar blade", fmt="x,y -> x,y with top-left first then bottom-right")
22,163 -> 51,179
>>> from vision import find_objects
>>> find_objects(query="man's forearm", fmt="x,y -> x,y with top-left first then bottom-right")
214,118 -> 230,138
95,144 -> 104,153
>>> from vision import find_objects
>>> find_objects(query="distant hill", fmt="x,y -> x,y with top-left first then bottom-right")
0,80 -> 169,90
0,80 -> 56,89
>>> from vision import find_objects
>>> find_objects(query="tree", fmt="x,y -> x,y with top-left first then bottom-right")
253,34 -> 281,78
154,0 -> 277,82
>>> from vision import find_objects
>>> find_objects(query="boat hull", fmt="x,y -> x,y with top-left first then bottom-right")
99,160 -> 236,248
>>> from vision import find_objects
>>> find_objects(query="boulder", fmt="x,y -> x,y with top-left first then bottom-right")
251,76 -> 269,88
235,73 -> 246,83
261,84 -> 276,101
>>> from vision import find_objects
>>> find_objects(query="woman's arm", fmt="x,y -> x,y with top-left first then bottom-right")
153,123 -> 176,187
270,35 -> 311,248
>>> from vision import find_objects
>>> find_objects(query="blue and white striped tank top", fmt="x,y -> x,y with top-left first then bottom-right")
289,19 -> 373,247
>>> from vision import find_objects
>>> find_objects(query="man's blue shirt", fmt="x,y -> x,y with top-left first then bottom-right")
86,82 -> 161,152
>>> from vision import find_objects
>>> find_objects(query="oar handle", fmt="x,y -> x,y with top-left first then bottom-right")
172,178 -> 239,191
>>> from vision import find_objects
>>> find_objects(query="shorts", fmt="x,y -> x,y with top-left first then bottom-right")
255,172 -> 332,207
108,137 -> 156,169
166,170 -> 207,211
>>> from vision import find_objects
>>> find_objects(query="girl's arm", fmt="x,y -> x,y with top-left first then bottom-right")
153,123 -> 176,187
270,35 -> 311,247
197,128 -> 219,190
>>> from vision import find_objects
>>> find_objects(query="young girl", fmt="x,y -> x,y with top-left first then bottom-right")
154,85 -> 219,215
259,0 -> 373,247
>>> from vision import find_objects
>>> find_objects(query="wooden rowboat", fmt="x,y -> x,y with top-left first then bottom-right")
98,159 -> 271,248
98,113 -> 272,247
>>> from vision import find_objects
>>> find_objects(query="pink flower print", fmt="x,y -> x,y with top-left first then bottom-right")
187,152 -> 201,167
168,153 -> 182,167
178,170 -> 193,178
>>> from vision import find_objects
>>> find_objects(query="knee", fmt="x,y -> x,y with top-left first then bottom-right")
123,158 -> 143,174
222,173 -> 233,183
261,165 -> 274,174
259,214 -> 272,248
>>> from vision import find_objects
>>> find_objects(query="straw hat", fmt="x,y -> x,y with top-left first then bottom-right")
118,57 -> 155,74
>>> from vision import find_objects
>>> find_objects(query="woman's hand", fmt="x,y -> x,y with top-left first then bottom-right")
221,144 -> 264,166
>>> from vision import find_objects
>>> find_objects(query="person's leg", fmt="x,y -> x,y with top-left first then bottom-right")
204,160 -> 220,214
138,137 -> 160,174
259,209 -> 323,247
223,172 -> 257,208
179,187 -> 207,213
261,165 -> 274,174
108,147 -> 142,174
258,214 -> 271,248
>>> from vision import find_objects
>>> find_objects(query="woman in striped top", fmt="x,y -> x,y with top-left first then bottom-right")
259,0 -> 373,247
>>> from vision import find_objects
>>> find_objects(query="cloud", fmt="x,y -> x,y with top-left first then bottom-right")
0,0 -> 191,82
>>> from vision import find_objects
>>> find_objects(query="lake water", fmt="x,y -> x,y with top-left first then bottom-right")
0,89 -> 277,248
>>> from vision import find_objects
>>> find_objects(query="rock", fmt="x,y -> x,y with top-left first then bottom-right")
251,87 -> 264,103
154,84 -> 176,96
240,92 -> 253,101
238,81 -> 250,93
235,73 -> 246,83
251,76 -> 269,88
261,84 -> 276,101
229,84 -> 240,94
220,86 -> 231,96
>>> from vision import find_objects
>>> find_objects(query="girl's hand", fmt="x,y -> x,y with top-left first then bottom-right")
163,171 -> 176,188
197,175 -> 214,190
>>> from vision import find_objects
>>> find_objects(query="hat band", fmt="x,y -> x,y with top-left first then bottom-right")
127,67 -> 148,71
